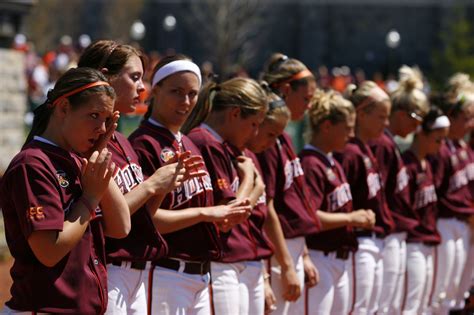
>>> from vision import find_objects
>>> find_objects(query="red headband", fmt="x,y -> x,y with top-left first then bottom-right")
273,69 -> 314,87
52,81 -> 110,106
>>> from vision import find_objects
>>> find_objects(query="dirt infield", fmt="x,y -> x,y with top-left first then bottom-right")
0,257 -> 12,309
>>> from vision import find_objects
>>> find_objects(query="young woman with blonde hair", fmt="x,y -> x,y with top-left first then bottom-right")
337,81 -> 395,315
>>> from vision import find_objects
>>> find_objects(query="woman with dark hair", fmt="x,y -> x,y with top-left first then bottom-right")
0,67 -> 130,314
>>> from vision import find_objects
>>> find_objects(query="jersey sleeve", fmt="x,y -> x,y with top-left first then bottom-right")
9,163 -> 65,238
339,151 -> 363,188
257,146 -> 279,199
200,144 -> 236,204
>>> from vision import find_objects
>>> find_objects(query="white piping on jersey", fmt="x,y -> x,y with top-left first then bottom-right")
303,144 -> 335,167
201,123 -> 224,143
34,135 -> 59,147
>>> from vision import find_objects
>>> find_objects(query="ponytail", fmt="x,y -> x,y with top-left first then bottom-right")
182,82 -> 219,134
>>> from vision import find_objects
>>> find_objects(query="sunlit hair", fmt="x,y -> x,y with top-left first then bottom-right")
78,40 -> 146,76
432,73 -> 474,118
344,80 -> 388,113
391,65 -> 429,116
260,52 -> 315,94
182,77 -> 268,134
260,81 -> 291,123
308,89 -> 355,134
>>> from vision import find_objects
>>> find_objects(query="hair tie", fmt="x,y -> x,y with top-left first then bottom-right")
52,81 -> 110,106
152,60 -> 202,87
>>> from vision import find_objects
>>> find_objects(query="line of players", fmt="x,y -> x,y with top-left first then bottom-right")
1,41 -> 473,315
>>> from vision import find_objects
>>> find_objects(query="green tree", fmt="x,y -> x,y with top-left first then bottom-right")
432,6 -> 474,89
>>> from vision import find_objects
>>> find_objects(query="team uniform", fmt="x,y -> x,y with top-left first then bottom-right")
188,124 -> 273,315
453,139 -> 474,311
257,132 -> 321,315
105,131 -> 168,315
335,137 -> 395,315
129,118 -> 220,315
299,144 -> 357,315
0,137 -> 108,314
370,130 -> 417,314
428,139 -> 474,314
401,150 -> 440,315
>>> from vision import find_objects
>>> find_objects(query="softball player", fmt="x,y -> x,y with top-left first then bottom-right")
301,89 -> 376,315
369,66 -> 429,315
336,81 -> 395,315
185,77 -> 273,315
259,53 -> 321,315
129,55 -> 250,315
428,87 -> 474,315
0,68 -> 130,314
401,107 -> 449,315
79,40 -> 194,315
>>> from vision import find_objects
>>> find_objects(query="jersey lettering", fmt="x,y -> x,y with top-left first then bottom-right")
367,172 -> 382,199
328,183 -> 352,211
284,158 -> 304,190
114,163 -> 144,194
171,173 -> 213,209
414,184 -> 437,210
448,169 -> 469,192
396,167 -> 409,193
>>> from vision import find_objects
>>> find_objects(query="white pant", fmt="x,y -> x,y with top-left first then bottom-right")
348,236 -> 384,315
105,262 -> 151,315
430,218 -> 470,315
210,260 -> 264,315
150,265 -> 211,315
379,232 -> 407,315
402,243 -> 434,315
271,236 -> 305,315
306,249 -> 350,315
454,231 -> 474,310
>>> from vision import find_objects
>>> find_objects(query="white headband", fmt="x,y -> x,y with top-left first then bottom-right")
151,60 -> 202,87
429,115 -> 450,130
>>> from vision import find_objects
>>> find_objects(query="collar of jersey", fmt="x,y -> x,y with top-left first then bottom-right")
303,144 -> 335,167
148,118 -> 182,142
201,123 -> 224,143
34,135 -> 59,147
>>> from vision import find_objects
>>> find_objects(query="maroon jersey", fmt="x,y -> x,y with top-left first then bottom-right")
0,138 -> 108,314
334,137 -> 395,236
105,131 -> 168,263
242,149 -> 273,259
188,124 -> 264,262
454,139 -> 474,201
403,150 -> 441,245
427,140 -> 474,219
256,132 -> 321,239
300,145 -> 357,252
128,119 -> 220,261
369,130 -> 419,232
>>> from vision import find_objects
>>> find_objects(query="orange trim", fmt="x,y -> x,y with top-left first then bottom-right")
52,81 -> 110,106
209,272 -> 216,315
274,69 -> 314,87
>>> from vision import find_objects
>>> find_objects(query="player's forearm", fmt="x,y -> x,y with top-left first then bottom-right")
316,210 -> 351,231
100,180 -> 131,238
123,180 -> 156,215
150,207 -> 209,234
236,174 -> 254,202
264,199 -> 295,270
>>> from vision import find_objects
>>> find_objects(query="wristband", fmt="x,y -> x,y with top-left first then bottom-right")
78,196 -> 97,220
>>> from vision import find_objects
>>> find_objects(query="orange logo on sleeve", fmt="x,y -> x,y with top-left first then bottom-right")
27,207 -> 45,221
216,178 -> 229,190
